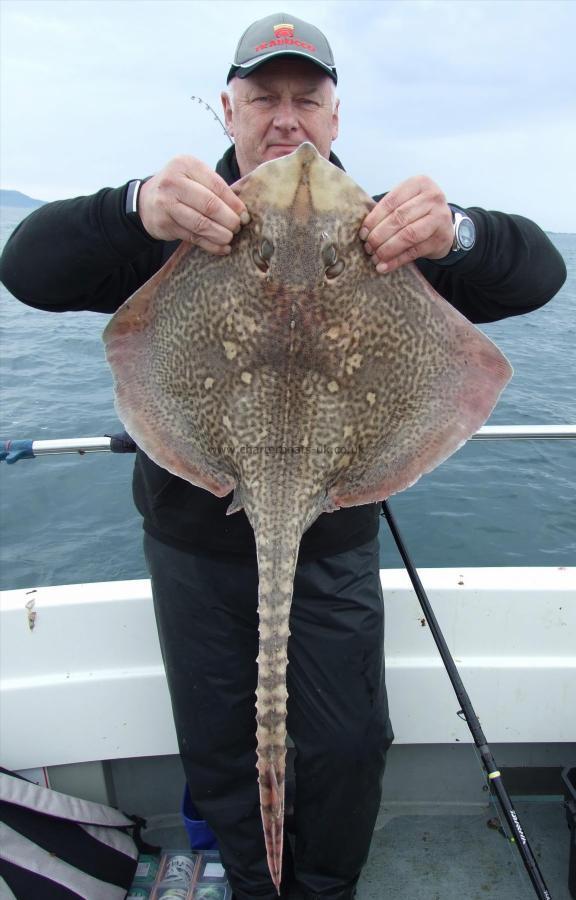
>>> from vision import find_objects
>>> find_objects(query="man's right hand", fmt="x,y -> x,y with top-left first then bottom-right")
138,155 -> 250,254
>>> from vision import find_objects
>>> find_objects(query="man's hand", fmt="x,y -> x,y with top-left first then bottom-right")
138,155 -> 250,254
359,176 -> 454,274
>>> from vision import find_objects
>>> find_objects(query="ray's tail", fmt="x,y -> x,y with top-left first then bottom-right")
254,531 -> 300,894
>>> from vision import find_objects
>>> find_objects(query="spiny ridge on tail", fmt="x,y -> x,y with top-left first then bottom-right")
254,531 -> 300,894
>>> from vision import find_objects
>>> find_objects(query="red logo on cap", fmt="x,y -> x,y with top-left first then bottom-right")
254,20 -> 317,54
273,23 -> 294,38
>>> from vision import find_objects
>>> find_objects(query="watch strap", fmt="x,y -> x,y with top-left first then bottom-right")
124,177 -> 152,223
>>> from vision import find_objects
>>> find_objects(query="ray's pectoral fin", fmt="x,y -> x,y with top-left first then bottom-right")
102,242 -> 236,498
328,264 -> 513,507
103,241 -> 194,343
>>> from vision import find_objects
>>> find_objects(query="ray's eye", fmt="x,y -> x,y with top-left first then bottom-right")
253,238 -> 274,272
260,238 -> 274,261
322,244 -> 337,267
323,244 -> 345,279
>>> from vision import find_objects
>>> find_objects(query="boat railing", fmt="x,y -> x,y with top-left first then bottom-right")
1,424 -> 575,462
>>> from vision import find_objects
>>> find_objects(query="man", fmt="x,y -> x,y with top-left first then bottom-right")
0,12 -> 566,900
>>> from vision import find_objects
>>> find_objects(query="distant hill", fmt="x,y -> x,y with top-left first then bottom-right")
0,189 -> 45,208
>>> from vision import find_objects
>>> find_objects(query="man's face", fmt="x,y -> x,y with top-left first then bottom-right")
221,58 -> 339,177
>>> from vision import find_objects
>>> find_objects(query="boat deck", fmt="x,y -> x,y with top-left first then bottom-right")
361,798 -> 569,900
3,571 -> 574,898
141,796 -> 572,899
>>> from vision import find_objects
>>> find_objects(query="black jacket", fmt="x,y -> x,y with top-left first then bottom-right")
0,147 -> 567,558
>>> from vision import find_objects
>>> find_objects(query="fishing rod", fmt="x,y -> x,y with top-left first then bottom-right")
381,499 -> 553,900
1,425 -> 575,464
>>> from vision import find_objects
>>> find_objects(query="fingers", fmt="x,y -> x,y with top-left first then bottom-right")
360,176 -> 453,274
369,209 -> 442,273
182,162 -> 248,228
138,155 -> 250,252
363,194 -> 433,251
164,205 -> 232,255
361,177 -> 433,236
166,191 -> 239,252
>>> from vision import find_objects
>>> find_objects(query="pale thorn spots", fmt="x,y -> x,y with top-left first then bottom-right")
343,425 -> 353,438
366,391 -> 376,406
241,370 -> 253,384
223,414 -> 232,428
326,325 -> 340,340
346,352 -> 362,374
204,376 -> 215,389
327,380 -> 339,393
223,340 -> 238,360
338,454 -> 352,468
272,684 -> 289,700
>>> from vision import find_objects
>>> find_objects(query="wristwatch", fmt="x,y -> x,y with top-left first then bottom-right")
449,204 -> 476,252
124,178 -> 151,224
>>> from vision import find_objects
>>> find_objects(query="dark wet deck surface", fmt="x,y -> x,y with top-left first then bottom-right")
144,797 -> 572,899
359,799 -> 570,900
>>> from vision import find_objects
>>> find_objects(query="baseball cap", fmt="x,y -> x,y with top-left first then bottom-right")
227,13 -> 337,84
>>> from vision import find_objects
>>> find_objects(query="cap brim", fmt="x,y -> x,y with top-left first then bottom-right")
228,51 -> 337,84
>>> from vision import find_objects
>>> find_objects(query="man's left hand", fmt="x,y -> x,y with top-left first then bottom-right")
359,176 -> 454,274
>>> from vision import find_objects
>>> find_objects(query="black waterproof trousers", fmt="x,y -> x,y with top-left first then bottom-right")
144,533 -> 394,900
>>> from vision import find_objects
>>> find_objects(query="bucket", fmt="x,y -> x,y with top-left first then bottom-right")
181,786 -> 218,850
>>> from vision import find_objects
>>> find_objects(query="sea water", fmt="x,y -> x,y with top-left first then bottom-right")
0,207 -> 574,589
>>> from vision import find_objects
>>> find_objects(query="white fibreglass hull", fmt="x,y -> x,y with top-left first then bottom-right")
1,567 -> 575,770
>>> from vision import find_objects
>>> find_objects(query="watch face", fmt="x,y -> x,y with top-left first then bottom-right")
457,217 -> 476,250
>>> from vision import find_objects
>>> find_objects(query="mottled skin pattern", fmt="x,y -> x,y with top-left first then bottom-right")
103,143 -> 512,892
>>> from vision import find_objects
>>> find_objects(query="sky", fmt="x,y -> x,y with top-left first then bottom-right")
1,0 -> 575,231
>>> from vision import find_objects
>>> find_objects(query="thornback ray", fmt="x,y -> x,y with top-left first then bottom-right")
103,142 -> 512,893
